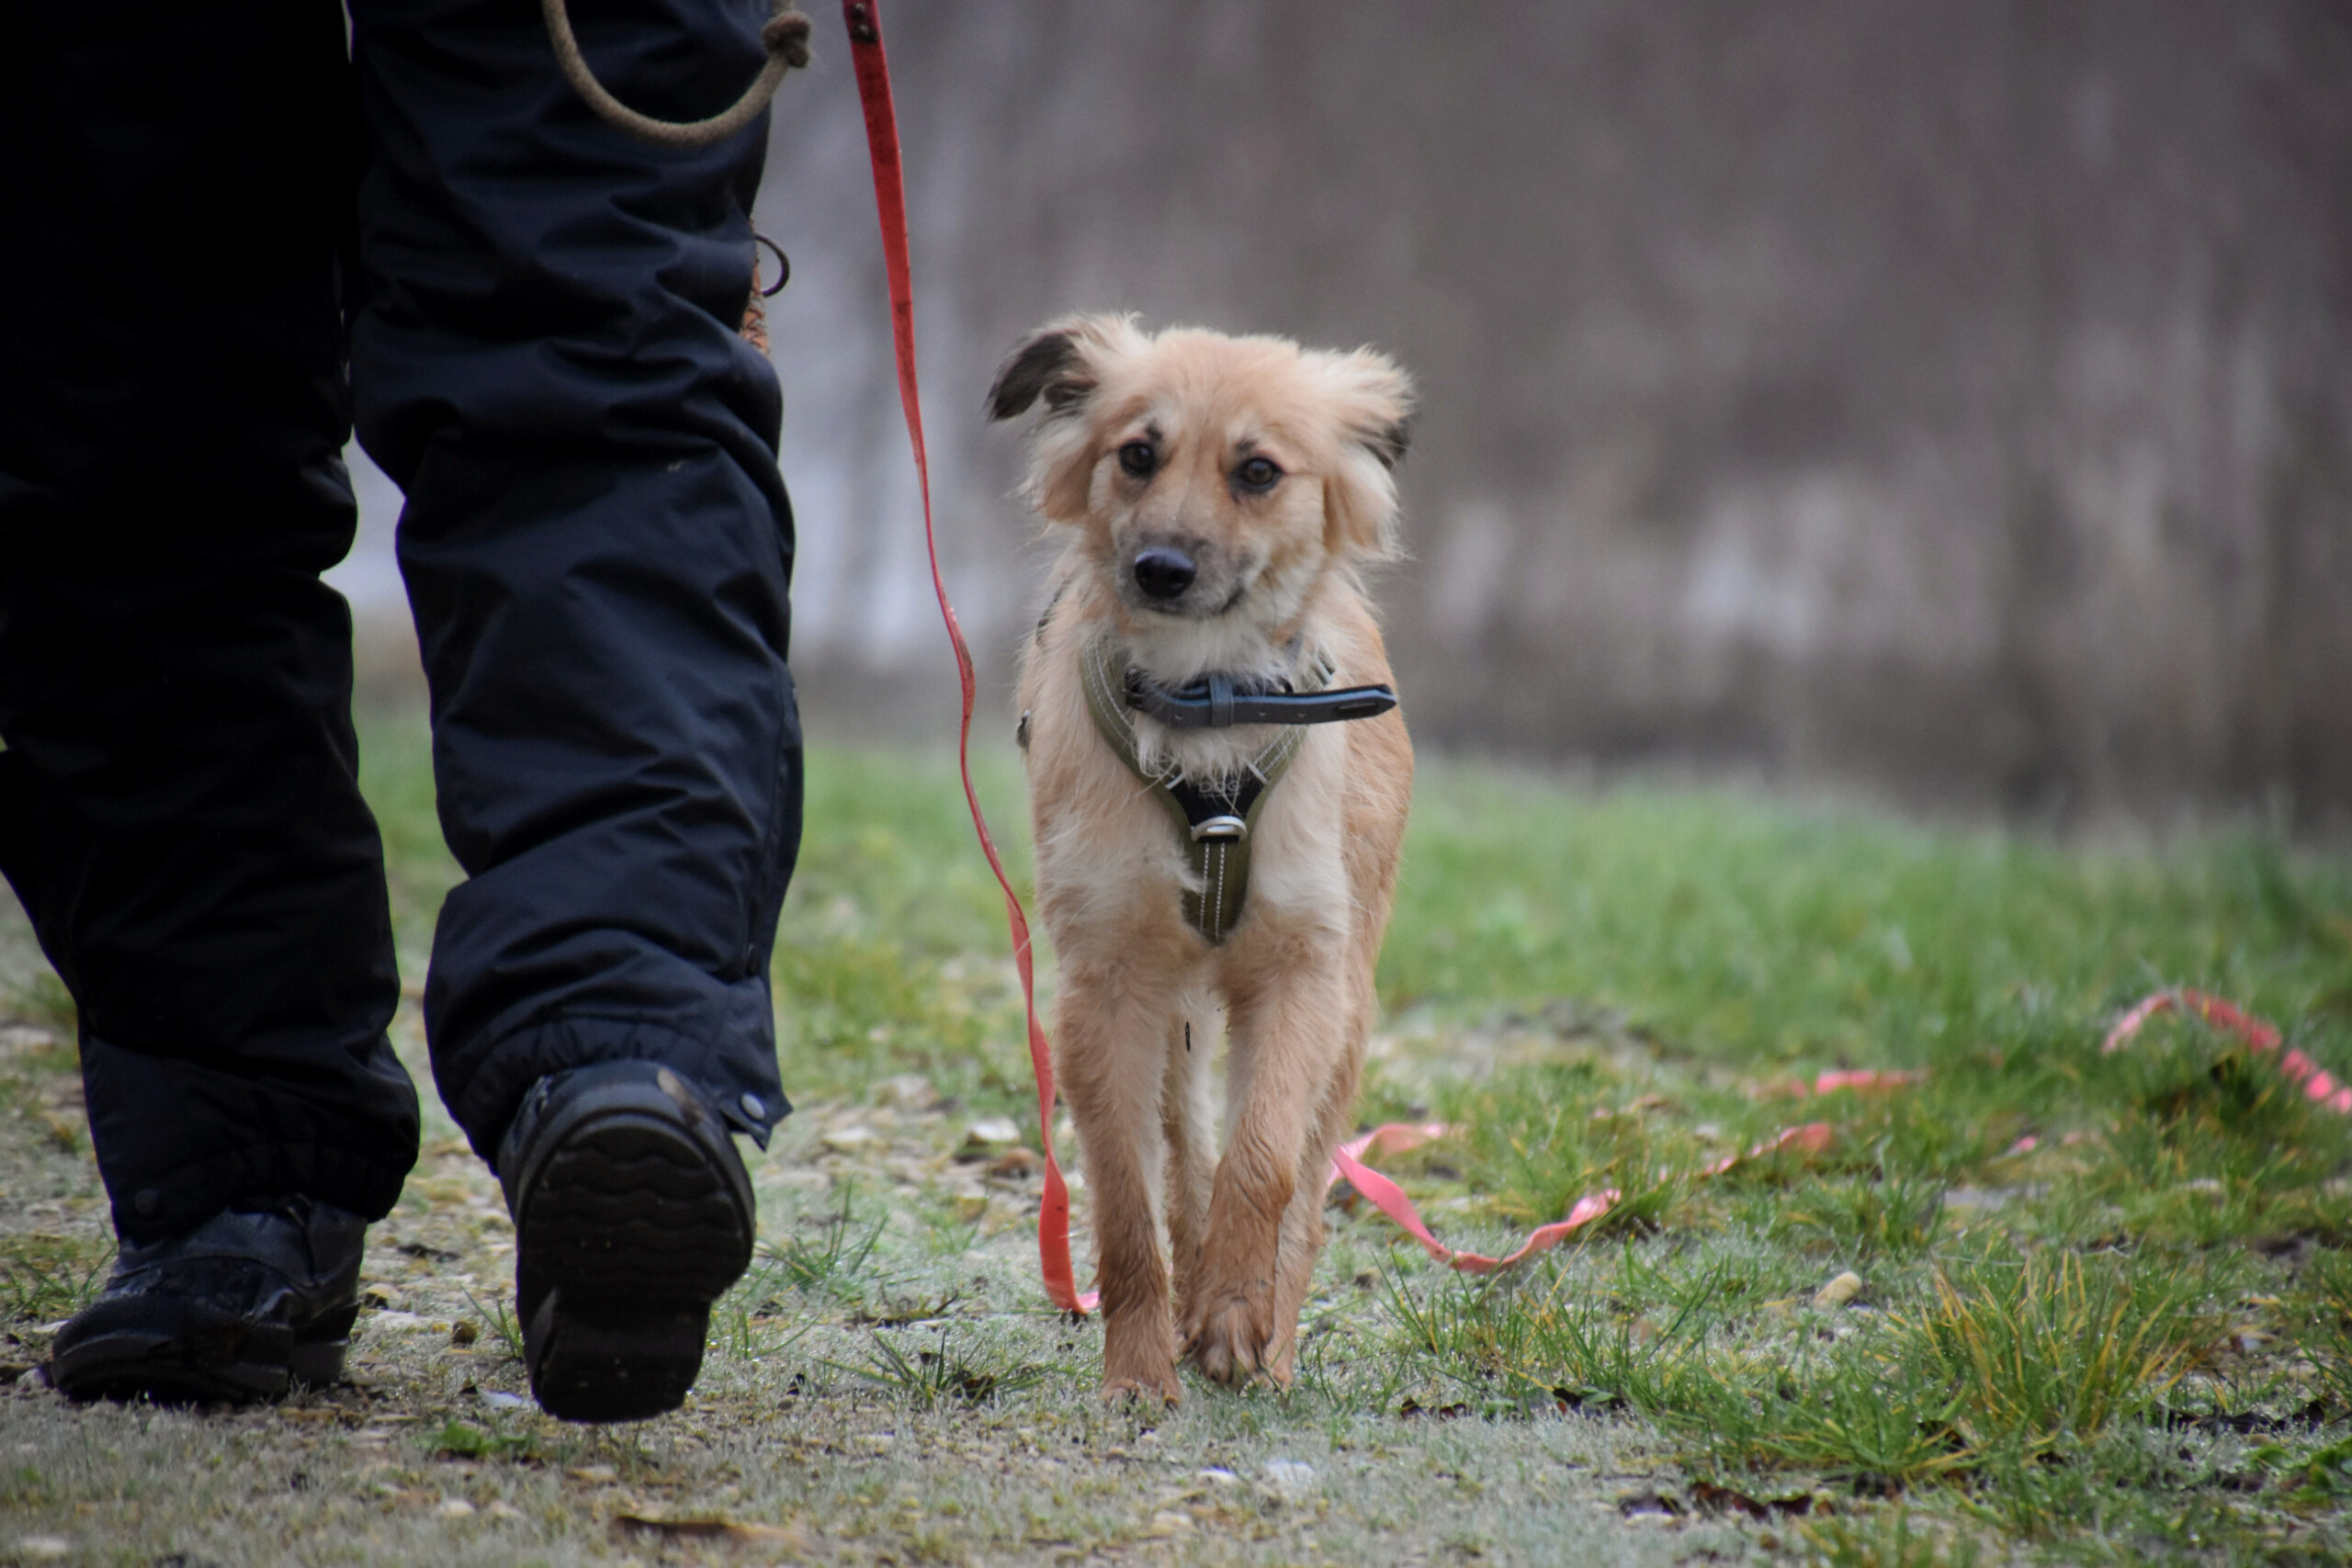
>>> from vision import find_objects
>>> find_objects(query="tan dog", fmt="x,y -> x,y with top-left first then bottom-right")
987,315 -> 1414,1402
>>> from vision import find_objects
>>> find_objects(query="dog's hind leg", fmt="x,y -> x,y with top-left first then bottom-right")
1057,964 -> 1185,1405
1160,1001 -> 1218,1327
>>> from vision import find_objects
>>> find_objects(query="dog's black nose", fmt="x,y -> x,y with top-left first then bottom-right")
1132,547 -> 1197,601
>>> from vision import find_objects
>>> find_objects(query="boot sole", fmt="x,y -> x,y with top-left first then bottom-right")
514,1087 -> 754,1423
51,1306 -> 353,1406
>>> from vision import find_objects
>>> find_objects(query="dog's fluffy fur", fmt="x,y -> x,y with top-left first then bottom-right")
989,315 -> 1414,1402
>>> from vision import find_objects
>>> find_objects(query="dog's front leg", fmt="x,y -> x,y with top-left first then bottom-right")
1262,1028 -> 1367,1385
1057,963 -> 1185,1405
1160,1008 -> 1217,1326
1184,947 -> 1351,1386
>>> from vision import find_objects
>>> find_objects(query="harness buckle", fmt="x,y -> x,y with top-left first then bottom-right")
1189,815 -> 1249,841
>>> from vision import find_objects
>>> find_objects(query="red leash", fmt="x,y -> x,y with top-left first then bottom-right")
1325,991 -> 2333,1275
2104,987 -> 2352,1112
840,1 -> 1091,1314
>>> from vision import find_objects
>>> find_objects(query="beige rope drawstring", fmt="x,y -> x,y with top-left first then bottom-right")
541,0 -> 811,148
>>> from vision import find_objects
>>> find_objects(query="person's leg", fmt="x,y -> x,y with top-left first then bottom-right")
0,3 -> 419,1398
348,0 -> 799,1418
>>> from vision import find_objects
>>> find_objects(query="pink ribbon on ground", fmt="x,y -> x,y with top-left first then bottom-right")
2101,987 -> 2352,1114
1699,1121 -> 1834,1176
2004,1130 -> 2097,1156
1758,1068 -> 1919,1100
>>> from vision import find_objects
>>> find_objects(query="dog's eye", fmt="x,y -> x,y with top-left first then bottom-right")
1117,441 -> 1157,479
1236,456 -> 1282,491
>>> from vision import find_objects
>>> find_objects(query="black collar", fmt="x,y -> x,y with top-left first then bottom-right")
1125,667 -> 1396,730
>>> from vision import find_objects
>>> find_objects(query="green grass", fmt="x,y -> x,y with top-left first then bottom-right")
7,705 -> 2352,1562
344,707 -> 2352,1561
1363,770 -> 2352,1559
0,1232 -> 111,1329
1384,764 -> 2352,1061
822,1325 -> 1055,1410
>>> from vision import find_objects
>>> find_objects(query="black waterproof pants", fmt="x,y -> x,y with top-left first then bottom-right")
0,0 -> 800,1247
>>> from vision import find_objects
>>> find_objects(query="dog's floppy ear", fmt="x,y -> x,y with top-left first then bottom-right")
989,315 -> 1145,524
987,328 -> 1094,422
1360,410 -> 1412,471
1309,346 -> 1416,558
989,313 -> 1139,423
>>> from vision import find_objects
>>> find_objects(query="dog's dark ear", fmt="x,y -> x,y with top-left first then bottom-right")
991,316 -> 1147,524
1363,414 -> 1411,471
987,328 -> 1096,421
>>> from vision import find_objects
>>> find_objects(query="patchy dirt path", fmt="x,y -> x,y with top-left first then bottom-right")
0,978 -> 1757,1567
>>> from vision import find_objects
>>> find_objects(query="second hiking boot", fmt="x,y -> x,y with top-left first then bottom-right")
496,1060 -> 756,1422
49,1197 -> 366,1405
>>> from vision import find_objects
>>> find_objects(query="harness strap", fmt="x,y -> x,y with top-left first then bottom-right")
1080,638 -> 1316,944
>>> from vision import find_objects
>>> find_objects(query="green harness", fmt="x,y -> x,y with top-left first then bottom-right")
1079,638 -> 1328,945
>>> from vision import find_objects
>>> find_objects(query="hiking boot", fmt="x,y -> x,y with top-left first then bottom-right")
496,1060 -> 757,1423
48,1197 -> 366,1405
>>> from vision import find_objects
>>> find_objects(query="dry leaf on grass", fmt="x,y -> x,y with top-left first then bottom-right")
1814,1270 -> 1864,1309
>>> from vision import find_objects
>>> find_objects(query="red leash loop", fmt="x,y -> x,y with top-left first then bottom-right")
2104,987 -> 2352,1113
839,1 -> 1091,1314
1327,1124 -> 1620,1274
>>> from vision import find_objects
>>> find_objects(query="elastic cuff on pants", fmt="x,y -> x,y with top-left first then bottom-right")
79,1030 -> 420,1246
106,1141 -> 412,1249
449,1015 -> 789,1172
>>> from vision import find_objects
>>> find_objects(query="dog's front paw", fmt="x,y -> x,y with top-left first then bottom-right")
1100,1369 -> 1182,1407
1102,1311 -> 1182,1406
1182,1293 -> 1283,1388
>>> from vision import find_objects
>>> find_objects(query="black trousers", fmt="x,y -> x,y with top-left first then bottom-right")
0,0 -> 801,1246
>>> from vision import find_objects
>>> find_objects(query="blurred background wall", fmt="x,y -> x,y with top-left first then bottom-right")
340,0 -> 2352,825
